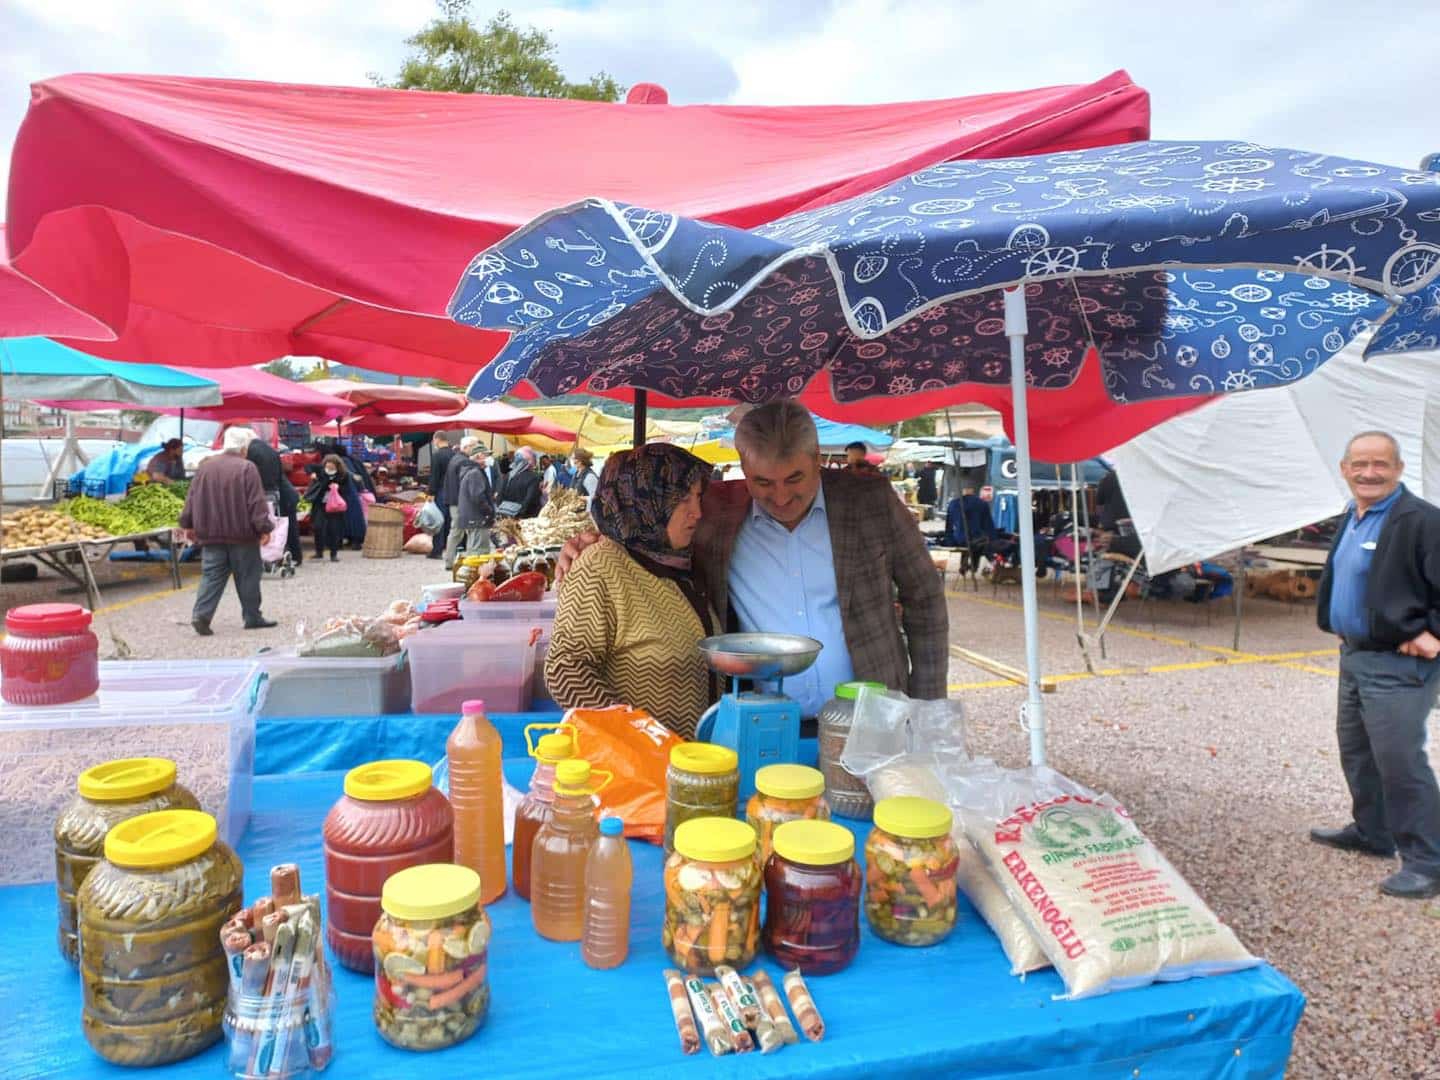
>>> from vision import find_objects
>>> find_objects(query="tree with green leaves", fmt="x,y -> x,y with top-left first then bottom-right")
261,357 -> 303,381
375,2 -> 623,101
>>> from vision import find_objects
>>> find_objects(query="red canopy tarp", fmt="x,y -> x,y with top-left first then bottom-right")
0,225 -> 109,339
44,363 -> 353,423
338,400 -> 575,440
4,71 -> 1148,387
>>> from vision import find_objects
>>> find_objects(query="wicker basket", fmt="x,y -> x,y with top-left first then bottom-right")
362,503 -> 405,559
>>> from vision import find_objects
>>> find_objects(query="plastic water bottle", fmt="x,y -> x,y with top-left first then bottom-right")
581,816 -> 632,969
531,759 -> 610,941
446,699 -> 507,903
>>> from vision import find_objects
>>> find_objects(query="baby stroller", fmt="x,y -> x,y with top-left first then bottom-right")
261,494 -> 296,579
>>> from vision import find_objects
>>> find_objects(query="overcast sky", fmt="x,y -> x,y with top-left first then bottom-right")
2,0 -> 1437,199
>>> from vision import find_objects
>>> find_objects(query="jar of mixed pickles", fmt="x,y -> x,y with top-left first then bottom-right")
79,809 -> 243,1066
744,764 -> 830,867
1,602 -> 100,705
663,817 -> 761,975
864,796 -> 960,947
373,863 -> 492,1052
54,757 -> 201,965
763,819 -> 862,974
664,743 -> 739,853
817,681 -> 886,819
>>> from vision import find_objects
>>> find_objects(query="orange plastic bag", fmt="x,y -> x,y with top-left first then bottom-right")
562,705 -> 681,843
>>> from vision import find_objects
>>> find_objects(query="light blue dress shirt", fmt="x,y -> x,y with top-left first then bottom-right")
727,483 -> 854,716
1328,483 -> 1403,641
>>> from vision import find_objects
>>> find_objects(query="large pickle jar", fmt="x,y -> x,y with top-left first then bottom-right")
373,863 -> 492,1052
744,763 -> 830,867
323,760 -> 454,973
763,819 -> 861,974
864,797 -> 959,947
79,809 -> 243,1066
664,743 -> 739,853
816,681 -> 886,819
54,757 -> 200,965
662,817 -> 760,975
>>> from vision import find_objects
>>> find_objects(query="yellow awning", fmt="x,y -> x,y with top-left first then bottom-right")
507,404 -> 664,455
688,440 -> 740,465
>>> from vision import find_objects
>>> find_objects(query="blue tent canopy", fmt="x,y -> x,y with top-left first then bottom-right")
0,337 -> 221,408
711,410 -> 893,451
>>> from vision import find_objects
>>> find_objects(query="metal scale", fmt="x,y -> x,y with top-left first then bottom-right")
695,632 -> 823,801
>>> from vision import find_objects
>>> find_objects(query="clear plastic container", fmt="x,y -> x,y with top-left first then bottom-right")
531,759 -> 611,942
1,602 -> 100,706
402,621 -> 538,713
79,809 -> 244,1066
582,816 -> 632,970
864,796 -> 960,947
54,757 -> 200,965
0,659 -> 263,887
664,743 -> 740,854
447,700 -> 507,904
663,817 -> 761,975
744,763 -> 831,867
373,863 -> 491,1052
763,819 -> 861,974
458,597 -> 559,622
512,722 -> 578,900
322,760 -> 454,973
817,680 -> 886,819
258,649 -> 411,718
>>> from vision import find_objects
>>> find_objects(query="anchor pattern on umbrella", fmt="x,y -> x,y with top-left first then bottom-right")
449,140 -> 1440,405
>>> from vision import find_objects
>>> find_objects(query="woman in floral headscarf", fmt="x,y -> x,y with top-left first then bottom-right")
545,444 -> 714,737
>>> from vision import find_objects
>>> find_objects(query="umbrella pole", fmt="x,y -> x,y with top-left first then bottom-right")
633,389 -> 648,448
1005,287 -> 1046,767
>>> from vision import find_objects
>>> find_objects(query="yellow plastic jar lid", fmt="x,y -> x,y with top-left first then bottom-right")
382,863 -> 481,921
78,757 -> 177,801
535,732 -> 577,762
773,819 -> 855,866
674,816 -> 756,863
873,796 -> 953,840
755,764 -> 825,801
344,760 -> 432,802
105,809 -> 216,868
669,742 -> 738,776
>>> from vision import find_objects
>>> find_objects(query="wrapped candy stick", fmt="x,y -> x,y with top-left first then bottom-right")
250,922 -> 296,1076
661,969 -> 701,1055
708,985 -> 754,1053
683,975 -> 731,1056
741,977 -> 784,1055
750,971 -> 799,1045
714,965 -> 760,1027
782,969 -> 825,1042
221,929 -> 251,994
270,863 -> 302,908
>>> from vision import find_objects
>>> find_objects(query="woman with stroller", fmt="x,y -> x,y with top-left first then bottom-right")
304,454 -> 360,562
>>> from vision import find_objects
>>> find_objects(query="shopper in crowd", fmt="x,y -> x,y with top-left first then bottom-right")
246,432 -> 302,569
146,438 -> 186,484
844,440 -> 881,475
499,446 -> 543,519
570,448 -> 599,499
1312,430 -> 1440,900
179,427 -> 275,634
442,437 -> 481,568
303,454 -> 358,563
427,432 -> 455,561
454,443 -> 497,556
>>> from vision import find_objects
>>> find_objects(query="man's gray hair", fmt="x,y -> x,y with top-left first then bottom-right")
733,399 -> 819,462
458,435 -> 480,454
1343,430 -> 1403,464
222,426 -> 255,454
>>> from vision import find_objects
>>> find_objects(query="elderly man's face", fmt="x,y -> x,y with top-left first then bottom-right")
741,450 -> 822,529
1340,435 -> 1403,507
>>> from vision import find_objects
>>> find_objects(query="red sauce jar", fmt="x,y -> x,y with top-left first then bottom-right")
1,603 -> 100,706
322,759 -> 453,973
763,820 -> 862,975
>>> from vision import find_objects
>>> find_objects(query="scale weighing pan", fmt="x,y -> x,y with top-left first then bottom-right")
697,633 -> 822,682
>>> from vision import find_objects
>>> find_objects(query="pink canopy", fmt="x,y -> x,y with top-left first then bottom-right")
0,225 -> 109,339
4,71 -> 1149,387
339,400 -> 575,440
303,379 -> 467,415
43,364 -> 353,423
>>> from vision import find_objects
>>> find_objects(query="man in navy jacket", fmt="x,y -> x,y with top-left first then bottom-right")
1312,431 -> 1440,899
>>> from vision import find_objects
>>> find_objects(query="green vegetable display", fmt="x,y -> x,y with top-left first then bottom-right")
117,485 -> 187,529
62,497 -> 147,537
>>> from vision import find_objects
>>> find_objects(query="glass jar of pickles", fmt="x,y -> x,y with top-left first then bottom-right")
664,743 -> 739,853
54,757 -> 201,965
744,764 -> 830,867
373,863 -> 492,1052
79,809 -> 244,1066
663,817 -> 761,975
817,681 -> 886,819
763,819 -> 861,974
864,797 -> 960,947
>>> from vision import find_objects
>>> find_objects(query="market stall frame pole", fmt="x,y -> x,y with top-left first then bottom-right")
633,389 -> 648,448
1005,287 -> 1046,767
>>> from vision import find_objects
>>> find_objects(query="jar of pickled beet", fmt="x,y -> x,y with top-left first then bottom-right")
865,796 -> 960,947
323,760 -> 454,973
664,743 -> 739,853
1,603 -> 100,706
663,817 -> 760,975
744,764 -> 830,867
763,819 -> 861,974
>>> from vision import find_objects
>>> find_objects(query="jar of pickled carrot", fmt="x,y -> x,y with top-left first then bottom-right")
864,797 -> 959,947
1,603 -> 100,706
323,760 -> 454,973
744,763 -> 830,867
763,819 -> 861,974
662,817 -> 760,976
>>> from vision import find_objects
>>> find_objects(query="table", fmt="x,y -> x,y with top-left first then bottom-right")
0,527 -> 183,609
0,715 -> 1305,1079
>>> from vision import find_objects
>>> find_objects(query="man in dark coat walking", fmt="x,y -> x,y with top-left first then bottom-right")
428,433 -> 455,560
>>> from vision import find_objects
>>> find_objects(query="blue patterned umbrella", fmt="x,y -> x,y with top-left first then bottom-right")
448,139 -> 1440,763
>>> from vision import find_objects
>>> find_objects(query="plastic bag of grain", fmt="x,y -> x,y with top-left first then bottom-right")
866,754 -> 1049,976
948,761 -> 1258,999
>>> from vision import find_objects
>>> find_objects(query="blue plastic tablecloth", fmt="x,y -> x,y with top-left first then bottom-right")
1,717 -> 1304,1079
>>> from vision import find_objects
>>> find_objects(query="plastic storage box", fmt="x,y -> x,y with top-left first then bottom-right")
458,597 -> 559,623
257,649 -> 411,717
0,659 -> 264,885
403,621 -> 537,714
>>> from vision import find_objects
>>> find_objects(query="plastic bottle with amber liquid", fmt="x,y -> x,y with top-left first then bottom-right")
581,815 -> 632,969
531,759 -> 611,941
512,722 -> 579,900
446,699 -> 507,904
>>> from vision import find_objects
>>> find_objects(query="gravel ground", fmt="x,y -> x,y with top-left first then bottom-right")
5,553 -> 1437,1075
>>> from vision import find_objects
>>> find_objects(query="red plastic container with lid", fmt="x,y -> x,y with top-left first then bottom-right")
1,603 -> 100,706
322,759 -> 454,973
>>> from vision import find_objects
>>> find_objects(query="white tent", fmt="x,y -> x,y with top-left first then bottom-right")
1108,335 -> 1440,575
